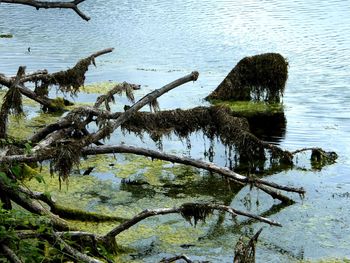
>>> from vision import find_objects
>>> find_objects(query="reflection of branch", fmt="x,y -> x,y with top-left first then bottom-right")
255,184 -> 295,204
1,0 -> 90,21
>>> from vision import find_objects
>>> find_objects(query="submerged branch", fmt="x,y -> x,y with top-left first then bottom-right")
0,177 -> 69,230
104,202 -> 280,240
82,145 -> 305,194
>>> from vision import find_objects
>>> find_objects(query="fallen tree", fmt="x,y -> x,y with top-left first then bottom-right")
0,47 -> 337,262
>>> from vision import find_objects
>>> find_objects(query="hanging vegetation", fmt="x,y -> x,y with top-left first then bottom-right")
206,53 -> 288,102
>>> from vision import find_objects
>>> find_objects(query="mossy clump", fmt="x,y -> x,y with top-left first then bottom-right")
206,53 -> 288,102
180,203 -> 213,226
31,57 -> 95,96
82,82 -> 119,94
122,105 -> 270,164
7,113 -> 62,140
0,34 -> 13,38
310,148 -> 338,170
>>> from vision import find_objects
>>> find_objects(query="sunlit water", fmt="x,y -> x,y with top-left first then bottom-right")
1,1 -> 350,262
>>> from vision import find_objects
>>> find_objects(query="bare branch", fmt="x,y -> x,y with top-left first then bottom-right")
81,71 -> 199,145
82,145 -> 305,194
0,0 -> 90,21
104,202 -> 280,240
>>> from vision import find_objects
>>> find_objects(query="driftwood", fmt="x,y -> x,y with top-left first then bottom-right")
0,0 -> 90,21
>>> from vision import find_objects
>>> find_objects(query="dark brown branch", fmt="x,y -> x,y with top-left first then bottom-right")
254,183 -> 295,204
0,66 -> 25,138
0,0 -> 90,21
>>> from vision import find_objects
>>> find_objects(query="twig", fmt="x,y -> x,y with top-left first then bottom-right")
0,0 -> 90,21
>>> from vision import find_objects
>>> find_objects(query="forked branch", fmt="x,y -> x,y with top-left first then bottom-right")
0,0 -> 90,21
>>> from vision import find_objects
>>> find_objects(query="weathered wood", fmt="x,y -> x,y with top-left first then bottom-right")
103,202 -> 280,241
0,0 -> 90,21
81,71 -> 199,146
82,145 -> 305,194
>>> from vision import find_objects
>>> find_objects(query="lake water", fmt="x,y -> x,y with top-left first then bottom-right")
1,1 -> 350,262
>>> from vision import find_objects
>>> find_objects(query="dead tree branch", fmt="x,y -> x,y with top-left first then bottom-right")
0,0 -> 90,21
82,71 -> 199,146
103,202 -> 280,242
0,177 -> 69,230
82,145 -> 305,195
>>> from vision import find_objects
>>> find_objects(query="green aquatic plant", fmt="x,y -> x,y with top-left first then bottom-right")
0,34 -> 13,38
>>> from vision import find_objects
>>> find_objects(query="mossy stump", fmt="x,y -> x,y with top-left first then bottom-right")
206,53 -> 288,102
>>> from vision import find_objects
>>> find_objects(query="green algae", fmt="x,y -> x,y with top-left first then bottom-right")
82,82 -> 120,94
7,112 -> 62,140
213,100 -> 283,117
